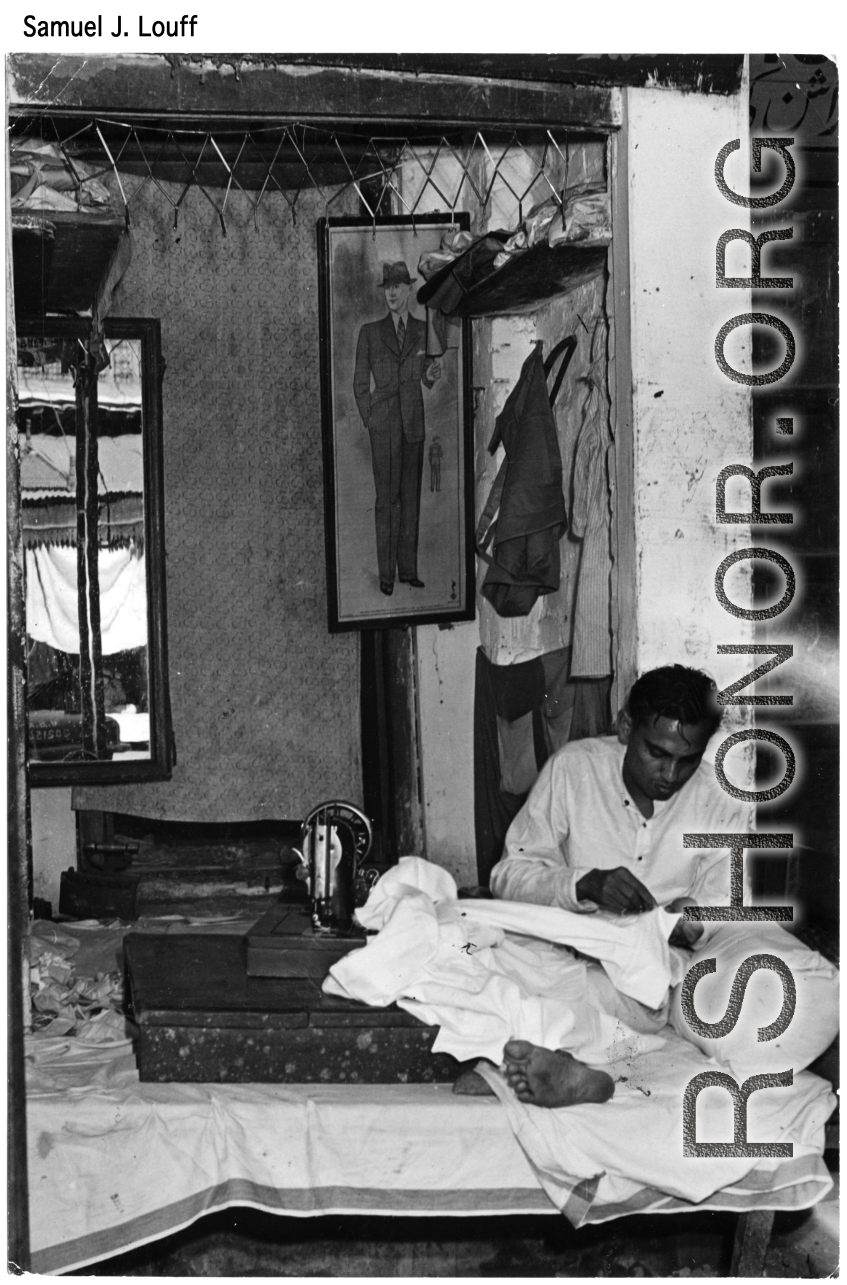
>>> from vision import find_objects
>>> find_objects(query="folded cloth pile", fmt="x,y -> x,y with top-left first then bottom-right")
416,228 -> 476,282
549,186 -> 612,246
416,184 -> 612,302
487,186 -> 611,270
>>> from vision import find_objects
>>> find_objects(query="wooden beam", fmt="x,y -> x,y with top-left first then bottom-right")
6,167 -> 32,1275
283,54 -> 745,95
8,55 -> 621,131
74,353 -> 107,759
608,104 -> 636,712
28,162 -> 368,193
385,629 -> 424,857
730,1209 -> 776,1276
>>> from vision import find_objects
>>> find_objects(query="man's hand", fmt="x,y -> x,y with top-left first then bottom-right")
576,867 -> 656,914
427,359 -> 443,382
666,897 -> 705,949
668,920 -> 704,949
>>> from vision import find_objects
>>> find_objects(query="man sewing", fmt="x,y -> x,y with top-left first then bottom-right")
461,665 -> 839,1108
353,262 -> 442,596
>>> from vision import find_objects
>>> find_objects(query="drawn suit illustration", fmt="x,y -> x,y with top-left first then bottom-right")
353,261 -> 441,595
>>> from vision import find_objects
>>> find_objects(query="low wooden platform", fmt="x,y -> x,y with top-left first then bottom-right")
125,932 -> 460,1085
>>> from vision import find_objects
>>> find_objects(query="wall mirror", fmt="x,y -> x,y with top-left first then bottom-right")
16,316 -> 173,785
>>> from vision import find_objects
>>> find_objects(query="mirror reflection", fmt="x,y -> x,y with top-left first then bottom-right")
18,335 -> 152,766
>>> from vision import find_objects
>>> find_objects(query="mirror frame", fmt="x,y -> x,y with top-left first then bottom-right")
18,315 -> 174,786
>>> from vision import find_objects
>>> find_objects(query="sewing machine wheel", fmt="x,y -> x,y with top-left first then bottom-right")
301,801 -> 373,866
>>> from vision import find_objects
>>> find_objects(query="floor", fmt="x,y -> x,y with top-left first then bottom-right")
67,1184 -> 840,1277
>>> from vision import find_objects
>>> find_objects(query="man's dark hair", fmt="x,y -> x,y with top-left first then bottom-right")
627,665 -> 722,737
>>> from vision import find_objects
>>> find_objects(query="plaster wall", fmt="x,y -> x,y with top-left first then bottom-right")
418,89 -> 758,880
30,788 -> 75,910
626,86 -> 755,675
71,183 -> 363,823
625,86 -> 755,770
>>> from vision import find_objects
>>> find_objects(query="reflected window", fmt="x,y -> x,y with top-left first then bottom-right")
17,319 -> 172,784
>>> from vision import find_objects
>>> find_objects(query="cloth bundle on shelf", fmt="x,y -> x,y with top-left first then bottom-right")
10,137 -> 115,214
415,185 -> 610,320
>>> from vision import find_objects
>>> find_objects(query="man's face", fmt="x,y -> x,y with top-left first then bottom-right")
384,281 -> 411,313
620,713 -> 712,807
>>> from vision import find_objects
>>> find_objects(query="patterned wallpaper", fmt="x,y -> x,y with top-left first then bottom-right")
74,184 -> 362,820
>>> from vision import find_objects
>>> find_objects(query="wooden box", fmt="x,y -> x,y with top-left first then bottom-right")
244,903 -> 365,978
125,933 -> 459,1085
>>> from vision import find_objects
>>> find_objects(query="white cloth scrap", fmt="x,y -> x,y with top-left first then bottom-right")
325,857 -> 682,1064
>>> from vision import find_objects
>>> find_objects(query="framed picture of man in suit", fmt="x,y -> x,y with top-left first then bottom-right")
318,215 -> 474,630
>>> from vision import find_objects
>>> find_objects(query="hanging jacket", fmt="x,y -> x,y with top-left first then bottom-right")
476,339 -> 573,617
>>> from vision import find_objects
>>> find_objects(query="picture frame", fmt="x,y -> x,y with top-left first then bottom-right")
318,215 -> 475,630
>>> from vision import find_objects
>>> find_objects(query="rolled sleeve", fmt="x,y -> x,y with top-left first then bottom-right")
490,855 -> 596,912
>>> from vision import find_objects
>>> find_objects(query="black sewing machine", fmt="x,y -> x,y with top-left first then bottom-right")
245,801 -> 380,979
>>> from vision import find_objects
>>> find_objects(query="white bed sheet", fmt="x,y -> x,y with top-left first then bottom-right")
26,1031 -> 834,1276
27,1039 -> 551,1274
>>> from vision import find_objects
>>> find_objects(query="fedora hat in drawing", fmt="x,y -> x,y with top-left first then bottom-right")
380,261 -> 416,287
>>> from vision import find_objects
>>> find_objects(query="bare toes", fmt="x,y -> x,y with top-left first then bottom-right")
504,1038 -> 534,1062
453,1069 -> 495,1097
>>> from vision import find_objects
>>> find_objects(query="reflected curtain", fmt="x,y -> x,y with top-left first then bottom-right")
26,545 -> 147,656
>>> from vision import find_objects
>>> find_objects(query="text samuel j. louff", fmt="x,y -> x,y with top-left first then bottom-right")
23,15 -> 198,36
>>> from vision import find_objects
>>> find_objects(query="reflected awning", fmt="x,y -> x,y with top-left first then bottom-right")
22,494 -> 144,550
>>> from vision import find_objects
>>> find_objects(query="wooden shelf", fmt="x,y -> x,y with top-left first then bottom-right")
419,240 -> 608,318
12,208 -> 127,316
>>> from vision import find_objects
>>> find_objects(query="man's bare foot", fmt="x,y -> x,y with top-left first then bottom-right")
453,1066 -> 496,1096
502,1039 -> 615,1108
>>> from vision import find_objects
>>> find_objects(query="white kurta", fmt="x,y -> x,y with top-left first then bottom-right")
490,734 -> 749,916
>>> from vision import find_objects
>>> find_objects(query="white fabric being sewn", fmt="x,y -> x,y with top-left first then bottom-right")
354,856 -> 683,1005
325,857 -> 678,1065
